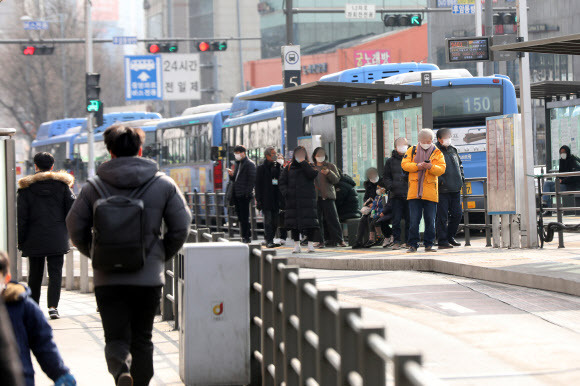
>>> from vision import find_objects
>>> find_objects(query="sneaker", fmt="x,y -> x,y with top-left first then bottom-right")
337,241 -> 348,248
382,236 -> 394,248
300,239 -> 308,246
391,243 -> 401,250
425,246 -> 437,252
279,239 -> 286,245
437,243 -> 453,249
313,242 -> 325,249
292,244 -> 301,254
266,243 -> 280,249
448,238 -> 461,247
48,308 -> 59,320
375,236 -> 385,247
407,246 -> 417,253
308,242 -> 316,253
117,373 -> 133,386
363,239 -> 376,248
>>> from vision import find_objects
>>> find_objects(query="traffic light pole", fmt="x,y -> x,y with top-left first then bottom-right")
85,0 -> 95,179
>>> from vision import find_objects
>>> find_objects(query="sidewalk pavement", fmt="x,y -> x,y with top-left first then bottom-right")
32,290 -> 182,386
276,233 -> 580,297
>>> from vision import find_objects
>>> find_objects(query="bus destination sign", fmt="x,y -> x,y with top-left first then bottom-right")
446,37 -> 491,63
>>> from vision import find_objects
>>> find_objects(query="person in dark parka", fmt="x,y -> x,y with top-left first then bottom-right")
279,146 -> 319,253
542,145 -> 580,209
352,168 -> 382,249
363,167 -> 382,202
383,138 -> 410,249
228,145 -> 257,243
17,152 -> 75,319
255,147 -> 282,248
335,172 -> 361,222
0,296 -> 25,386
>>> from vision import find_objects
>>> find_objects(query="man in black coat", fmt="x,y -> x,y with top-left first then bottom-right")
383,138 -> 410,250
255,147 -> 282,248
228,145 -> 257,243
435,128 -> 465,249
17,152 -> 75,319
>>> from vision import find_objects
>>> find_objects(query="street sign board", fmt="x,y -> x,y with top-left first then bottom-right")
491,35 -> 519,61
23,21 -> 49,30
161,53 -> 201,101
451,0 -> 475,14
113,36 -> 138,45
446,36 -> 491,63
124,55 -> 163,101
345,4 -> 376,19
282,45 -> 301,71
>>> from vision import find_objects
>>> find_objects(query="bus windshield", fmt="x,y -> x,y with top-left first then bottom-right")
433,86 -> 502,121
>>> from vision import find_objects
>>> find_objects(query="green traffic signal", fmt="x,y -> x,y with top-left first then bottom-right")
87,100 -> 102,113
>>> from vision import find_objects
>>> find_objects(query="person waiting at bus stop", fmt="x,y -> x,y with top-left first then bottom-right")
255,147 -> 282,248
383,138 -> 410,250
279,146 -> 319,253
542,145 -> 580,212
402,129 -> 446,253
228,145 -> 257,243
435,129 -> 464,249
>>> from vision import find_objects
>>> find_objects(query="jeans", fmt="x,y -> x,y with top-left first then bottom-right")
316,199 -> 344,244
391,198 -> 409,244
436,192 -> 463,245
542,181 -> 569,207
408,199 -> 437,249
263,209 -> 279,244
28,254 -> 63,309
234,196 -> 252,241
95,285 -> 162,386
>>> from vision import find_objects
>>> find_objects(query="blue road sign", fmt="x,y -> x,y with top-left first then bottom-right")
23,21 -> 49,30
113,36 -> 138,45
124,55 -> 163,101
452,4 -> 475,14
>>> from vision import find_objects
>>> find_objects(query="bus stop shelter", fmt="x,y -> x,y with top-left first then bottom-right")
243,81 -> 436,187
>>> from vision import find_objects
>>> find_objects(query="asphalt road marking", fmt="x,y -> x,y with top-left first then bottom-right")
438,302 -> 476,314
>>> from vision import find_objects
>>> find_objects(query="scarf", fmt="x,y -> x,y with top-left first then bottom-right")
414,144 -> 435,199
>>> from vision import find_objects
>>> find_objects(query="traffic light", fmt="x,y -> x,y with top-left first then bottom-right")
383,14 -> 422,27
147,43 -> 178,54
196,41 -> 228,52
85,73 -> 101,114
21,44 -> 55,55
493,12 -> 517,25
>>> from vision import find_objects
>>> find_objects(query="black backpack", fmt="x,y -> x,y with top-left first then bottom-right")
88,174 -> 162,273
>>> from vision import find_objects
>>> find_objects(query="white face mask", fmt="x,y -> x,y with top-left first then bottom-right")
315,156 -> 326,163
420,143 -> 432,150
277,158 -> 284,165
376,189 -> 383,195
370,176 -> 379,183
561,153 -> 567,160
443,138 -> 452,147
234,153 -> 242,161
295,155 -> 305,163
396,145 -> 407,154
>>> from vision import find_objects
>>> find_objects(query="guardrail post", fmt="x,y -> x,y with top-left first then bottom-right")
555,178 -> 564,248
249,244 -> 263,386
259,246 -> 275,386
193,192 -> 201,227
394,354 -> 422,386
281,266 -> 299,386
211,232 -> 225,242
316,290 -> 338,386
215,193 -> 222,232
80,254 -> 90,293
358,327 -> 386,386
462,184 -> 471,247
338,306 -> 361,386
250,200 -> 258,241
16,251 -> 23,282
269,252 -> 286,386
205,192 -> 211,229
196,228 -> 210,243
227,203 -> 234,237
297,277 -> 317,385
483,179 -> 492,247
65,248 -> 75,290
162,259 -> 173,321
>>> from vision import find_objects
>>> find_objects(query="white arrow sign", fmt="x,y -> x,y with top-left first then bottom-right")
137,72 -> 150,82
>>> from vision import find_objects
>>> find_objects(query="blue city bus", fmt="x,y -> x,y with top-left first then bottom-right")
303,63 -> 441,163
378,69 -> 519,210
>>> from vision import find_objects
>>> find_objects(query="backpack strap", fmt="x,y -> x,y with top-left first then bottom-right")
129,172 -> 163,199
88,176 -> 111,198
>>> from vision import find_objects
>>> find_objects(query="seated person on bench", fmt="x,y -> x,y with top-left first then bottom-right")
543,145 -> 580,209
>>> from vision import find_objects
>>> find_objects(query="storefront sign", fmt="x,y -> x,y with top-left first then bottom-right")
302,63 -> 328,75
354,50 -> 390,67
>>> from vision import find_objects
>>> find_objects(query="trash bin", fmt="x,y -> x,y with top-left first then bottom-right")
178,242 -> 250,385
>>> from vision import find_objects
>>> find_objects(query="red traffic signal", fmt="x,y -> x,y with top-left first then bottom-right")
196,41 -> 227,52
21,44 -> 54,55
197,41 -> 211,52
147,43 -> 178,54
148,44 -> 160,53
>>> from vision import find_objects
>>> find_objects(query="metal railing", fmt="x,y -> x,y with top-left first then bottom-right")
460,177 -> 491,247
162,228 -> 445,386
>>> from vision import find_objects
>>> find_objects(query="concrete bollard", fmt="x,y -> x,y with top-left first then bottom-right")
65,249 -> 75,290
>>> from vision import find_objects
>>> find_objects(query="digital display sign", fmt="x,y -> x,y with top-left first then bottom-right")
446,37 -> 491,63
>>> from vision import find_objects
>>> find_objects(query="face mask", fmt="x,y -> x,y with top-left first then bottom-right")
277,158 -> 284,165
420,143 -> 432,150
295,155 -> 305,163
370,176 -> 379,183
397,146 -> 407,154
315,156 -> 326,163
443,138 -> 452,147
561,153 -> 567,160
234,153 -> 242,161
376,189 -> 384,195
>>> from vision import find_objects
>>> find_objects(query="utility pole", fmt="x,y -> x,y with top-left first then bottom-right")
236,0 -> 245,91
286,0 -> 293,44
516,0 -> 537,247
60,13 -> 68,118
484,0 -> 494,75
475,0 -> 483,76
85,0 -> 95,178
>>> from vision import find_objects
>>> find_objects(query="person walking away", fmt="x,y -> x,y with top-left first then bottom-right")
279,147 -> 319,253
255,147 -> 282,248
66,125 -> 191,386
542,145 -> 580,212
312,147 -> 347,247
334,171 -> 361,222
0,252 -> 76,386
383,138 -> 410,250
402,129 -> 446,253
17,152 -> 75,320
228,145 -> 257,243
352,168 -> 383,249
435,129 -> 464,249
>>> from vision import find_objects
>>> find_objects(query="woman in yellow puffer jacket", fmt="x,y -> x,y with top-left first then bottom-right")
401,129 -> 446,253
